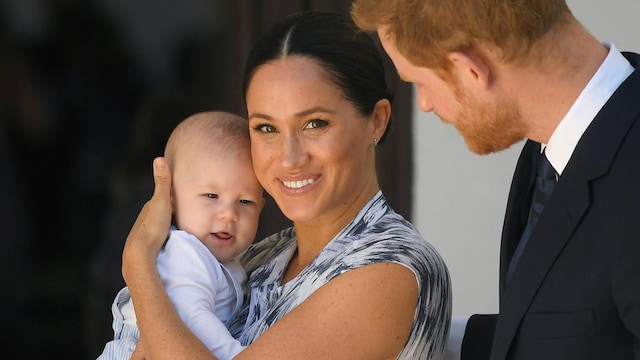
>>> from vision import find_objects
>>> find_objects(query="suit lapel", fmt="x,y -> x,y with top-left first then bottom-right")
498,140 -> 539,293
491,53 -> 640,360
492,172 -> 590,359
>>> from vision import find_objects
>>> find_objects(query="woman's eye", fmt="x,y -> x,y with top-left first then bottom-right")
206,193 -> 219,199
305,119 -> 328,129
253,124 -> 276,133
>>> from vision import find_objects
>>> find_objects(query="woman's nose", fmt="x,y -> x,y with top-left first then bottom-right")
280,133 -> 308,168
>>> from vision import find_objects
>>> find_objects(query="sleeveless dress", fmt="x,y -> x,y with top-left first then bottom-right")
229,191 -> 451,359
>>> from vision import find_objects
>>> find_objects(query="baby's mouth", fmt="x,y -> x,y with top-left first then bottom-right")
213,232 -> 233,240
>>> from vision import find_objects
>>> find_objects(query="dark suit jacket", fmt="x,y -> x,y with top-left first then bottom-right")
462,52 -> 640,360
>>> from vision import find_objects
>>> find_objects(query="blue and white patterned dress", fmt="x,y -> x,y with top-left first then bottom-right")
229,191 -> 451,359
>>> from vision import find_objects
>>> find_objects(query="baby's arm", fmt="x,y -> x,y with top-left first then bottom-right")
95,287 -> 140,360
157,230 -> 246,360
130,338 -> 144,360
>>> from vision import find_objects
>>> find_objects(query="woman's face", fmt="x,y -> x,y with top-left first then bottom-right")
246,57 -> 381,227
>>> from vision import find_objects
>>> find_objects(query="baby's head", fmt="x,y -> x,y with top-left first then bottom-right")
164,111 -> 264,263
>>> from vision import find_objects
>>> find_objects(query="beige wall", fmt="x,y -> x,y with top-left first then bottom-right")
412,0 -> 640,317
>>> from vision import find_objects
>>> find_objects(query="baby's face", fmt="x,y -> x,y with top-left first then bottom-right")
171,147 -> 263,263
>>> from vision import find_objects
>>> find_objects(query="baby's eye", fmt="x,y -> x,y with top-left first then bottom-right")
305,119 -> 329,129
206,193 -> 219,199
253,124 -> 277,133
239,199 -> 255,205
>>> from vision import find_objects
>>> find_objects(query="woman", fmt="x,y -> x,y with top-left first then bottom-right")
122,11 -> 451,360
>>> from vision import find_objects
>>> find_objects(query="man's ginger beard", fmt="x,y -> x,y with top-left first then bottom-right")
443,79 -> 526,155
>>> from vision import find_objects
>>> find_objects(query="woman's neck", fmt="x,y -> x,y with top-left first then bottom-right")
283,184 -> 379,282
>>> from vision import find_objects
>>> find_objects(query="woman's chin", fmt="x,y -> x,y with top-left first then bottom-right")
276,203 -> 320,224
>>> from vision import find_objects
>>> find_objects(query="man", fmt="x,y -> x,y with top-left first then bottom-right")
352,1 -> 640,359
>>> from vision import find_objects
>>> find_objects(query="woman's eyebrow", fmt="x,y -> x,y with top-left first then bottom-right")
249,107 -> 336,121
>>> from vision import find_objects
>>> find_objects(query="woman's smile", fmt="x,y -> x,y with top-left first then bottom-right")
282,177 -> 316,189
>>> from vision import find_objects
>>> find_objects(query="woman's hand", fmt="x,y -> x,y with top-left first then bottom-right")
122,157 -> 173,283
120,157 -> 216,360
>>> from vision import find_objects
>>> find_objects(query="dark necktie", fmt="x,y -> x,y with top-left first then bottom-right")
506,150 -> 558,283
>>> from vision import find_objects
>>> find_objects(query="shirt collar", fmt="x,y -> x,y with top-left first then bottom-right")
544,42 -> 634,175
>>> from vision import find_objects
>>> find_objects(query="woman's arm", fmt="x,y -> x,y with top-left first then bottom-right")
123,158 -> 420,360
122,158 -> 217,360
235,262 -> 418,360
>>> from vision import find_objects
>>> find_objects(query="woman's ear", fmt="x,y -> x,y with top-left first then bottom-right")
371,98 -> 392,142
448,50 -> 492,90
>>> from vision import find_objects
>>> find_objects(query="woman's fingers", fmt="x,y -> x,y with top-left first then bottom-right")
123,157 -> 173,278
143,157 -> 173,242
151,157 -> 172,206
138,157 -> 172,243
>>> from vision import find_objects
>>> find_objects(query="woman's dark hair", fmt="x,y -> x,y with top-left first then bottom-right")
242,11 -> 393,142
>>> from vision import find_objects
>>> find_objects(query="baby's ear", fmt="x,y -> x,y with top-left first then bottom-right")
169,188 -> 178,223
169,187 -> 175,209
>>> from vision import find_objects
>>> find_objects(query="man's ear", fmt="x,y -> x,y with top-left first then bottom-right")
448,50 -> 492,90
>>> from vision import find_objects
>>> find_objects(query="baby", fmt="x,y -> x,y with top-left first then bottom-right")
98,111 -> 264,359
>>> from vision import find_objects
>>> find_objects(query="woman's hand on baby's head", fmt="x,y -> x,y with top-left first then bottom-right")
122,157 -> 173,277
150,156 -> 173,219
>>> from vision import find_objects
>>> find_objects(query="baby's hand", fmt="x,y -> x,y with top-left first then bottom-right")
130,340 -> 144,360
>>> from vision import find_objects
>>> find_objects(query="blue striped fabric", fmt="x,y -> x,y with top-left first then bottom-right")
229,191 -> 451,359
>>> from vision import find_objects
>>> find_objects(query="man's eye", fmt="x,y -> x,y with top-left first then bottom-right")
305,119 -> 328,129
206,193 -> 219,199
